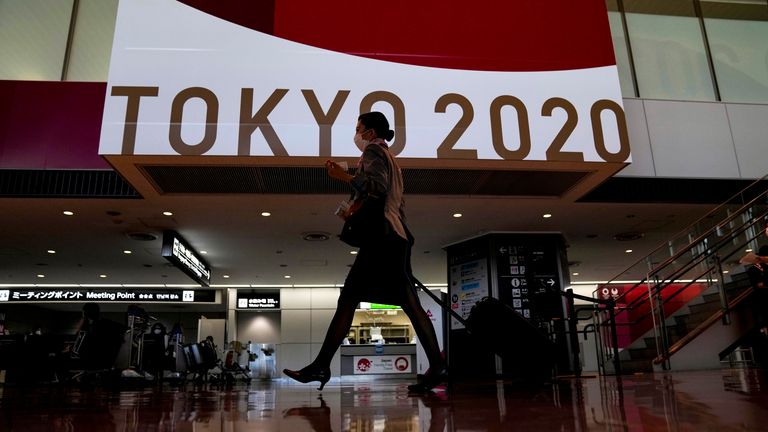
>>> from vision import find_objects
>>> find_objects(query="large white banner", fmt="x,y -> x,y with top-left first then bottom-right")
100,0 -> 629,163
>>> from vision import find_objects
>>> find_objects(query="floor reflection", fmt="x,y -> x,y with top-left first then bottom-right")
2,370 -> 768,431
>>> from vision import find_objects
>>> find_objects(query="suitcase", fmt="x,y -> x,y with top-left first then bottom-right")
412,276 -> 556,381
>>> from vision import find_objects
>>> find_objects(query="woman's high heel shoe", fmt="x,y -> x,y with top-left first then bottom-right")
407,368 -> 448,394
283,366 -> 331,391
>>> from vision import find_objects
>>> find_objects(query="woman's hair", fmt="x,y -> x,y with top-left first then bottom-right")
359,111 -> 395,141
759,245 -> 768,257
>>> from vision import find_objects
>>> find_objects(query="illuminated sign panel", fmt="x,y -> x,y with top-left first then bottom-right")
236,292 -> 280,310
161,230 -> 211,286
99,0 -> 629,164
0,289 -> 216,303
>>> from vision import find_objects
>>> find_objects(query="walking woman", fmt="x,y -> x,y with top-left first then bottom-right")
283,112 -> 446,393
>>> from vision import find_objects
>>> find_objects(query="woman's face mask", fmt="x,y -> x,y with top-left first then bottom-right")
354,128 -> 371,151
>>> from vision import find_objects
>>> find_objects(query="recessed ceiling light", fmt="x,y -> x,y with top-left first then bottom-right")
723,270 -> 730,274
350,251 -> 358,255
746,249 -> 753,253
625,249 -> 633,253
572,272 -> 579,276
453,213 -> 462,218
47,250 -> 56,254
163,211 -> 173,216
123,250 -> 132,254
37,274 -> 45,278
261,212 -> 271,217
200,250 -> 208,255
543,213 -> 552,218
284,275 -> 292,279
99,274 -> 107,278
223,275 -> 230,279
63,211 -> 74,216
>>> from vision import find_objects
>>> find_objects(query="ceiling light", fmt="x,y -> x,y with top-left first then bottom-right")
37,274 -> 45,278
47,250 -> 56,254
127,232 -> 158,242
572,272 -> 579,276
746,249 -> 753,253
99,274 -> 107,278
303,232 -> 330,241
163,211 -> 173,216
543,213 -> 552,218
452,213 -> 462,218
223,275 -> 230,279
200,250 -> 208,255
123,250 -> 132,254
284,275 -> 291,279
350,251 -> 358,255
723,270 -> 730,274
63,211 -> 74,216
625,249 -> 633,253
261,212 -> 271,217
614,231 -> 644,241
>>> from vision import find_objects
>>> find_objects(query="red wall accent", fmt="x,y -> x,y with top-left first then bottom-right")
600,282 -> 709,348
0,80 -> 109,170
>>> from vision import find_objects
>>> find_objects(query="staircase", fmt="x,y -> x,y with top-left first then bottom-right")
593,176 -> 768,374
618,273 -> 754,372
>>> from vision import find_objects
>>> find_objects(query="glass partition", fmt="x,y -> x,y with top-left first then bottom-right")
702,0 -> 768,103
606,0 -> 637,97
65,0 -> 119,81
624,0 -> 716,100
0,0 -> 74,80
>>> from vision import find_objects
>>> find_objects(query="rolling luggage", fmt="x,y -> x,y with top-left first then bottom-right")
412,276 -> 556,381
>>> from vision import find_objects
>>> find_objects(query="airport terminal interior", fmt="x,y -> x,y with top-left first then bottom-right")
2,0 -> 768,430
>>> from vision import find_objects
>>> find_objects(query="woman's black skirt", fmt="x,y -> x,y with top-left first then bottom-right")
341,231 -> 414,306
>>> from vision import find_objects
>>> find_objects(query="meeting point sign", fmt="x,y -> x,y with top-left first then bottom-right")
99,0 -> 629,164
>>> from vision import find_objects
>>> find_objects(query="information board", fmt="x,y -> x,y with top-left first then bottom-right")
448,259 -> 489,330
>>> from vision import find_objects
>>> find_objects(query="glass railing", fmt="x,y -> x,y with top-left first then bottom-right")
593,175 -> 768,374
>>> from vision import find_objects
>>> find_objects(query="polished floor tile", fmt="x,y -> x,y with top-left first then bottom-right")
2,369 -> 768,431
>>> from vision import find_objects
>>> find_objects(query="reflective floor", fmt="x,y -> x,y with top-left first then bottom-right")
2,369 -> 768,431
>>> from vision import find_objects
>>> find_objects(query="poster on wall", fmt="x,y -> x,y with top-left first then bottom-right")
99,0 -> 629,165
448,259 -> 489,330
352,355 -> 412,375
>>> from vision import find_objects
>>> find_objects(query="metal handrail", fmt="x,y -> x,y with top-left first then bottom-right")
598,217 -> 764,330
612,174 -> 767,278
591,177 -> 767,373
601,206 -> 767,324
652,287 -> 754,364
596,176 -> 768,304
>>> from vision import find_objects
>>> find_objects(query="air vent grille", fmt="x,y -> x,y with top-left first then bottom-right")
141,165 -> 589,196
0,169 -> 140,198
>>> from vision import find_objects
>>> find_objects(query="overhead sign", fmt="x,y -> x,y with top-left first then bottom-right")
99,0 -> 629,164
161,230 -> 211,287
236,292 -> 280,309
0,288 -> 217,303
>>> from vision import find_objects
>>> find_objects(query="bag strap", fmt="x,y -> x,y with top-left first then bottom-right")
410,274 -> 469,327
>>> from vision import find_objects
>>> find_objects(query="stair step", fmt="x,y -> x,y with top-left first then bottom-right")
618,359 -> 653,373
688,301 -> 722,315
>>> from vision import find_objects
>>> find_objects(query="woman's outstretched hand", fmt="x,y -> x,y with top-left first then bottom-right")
325,160 -> 352,182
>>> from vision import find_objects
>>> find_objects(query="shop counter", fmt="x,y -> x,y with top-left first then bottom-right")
340,343 -> 417,377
